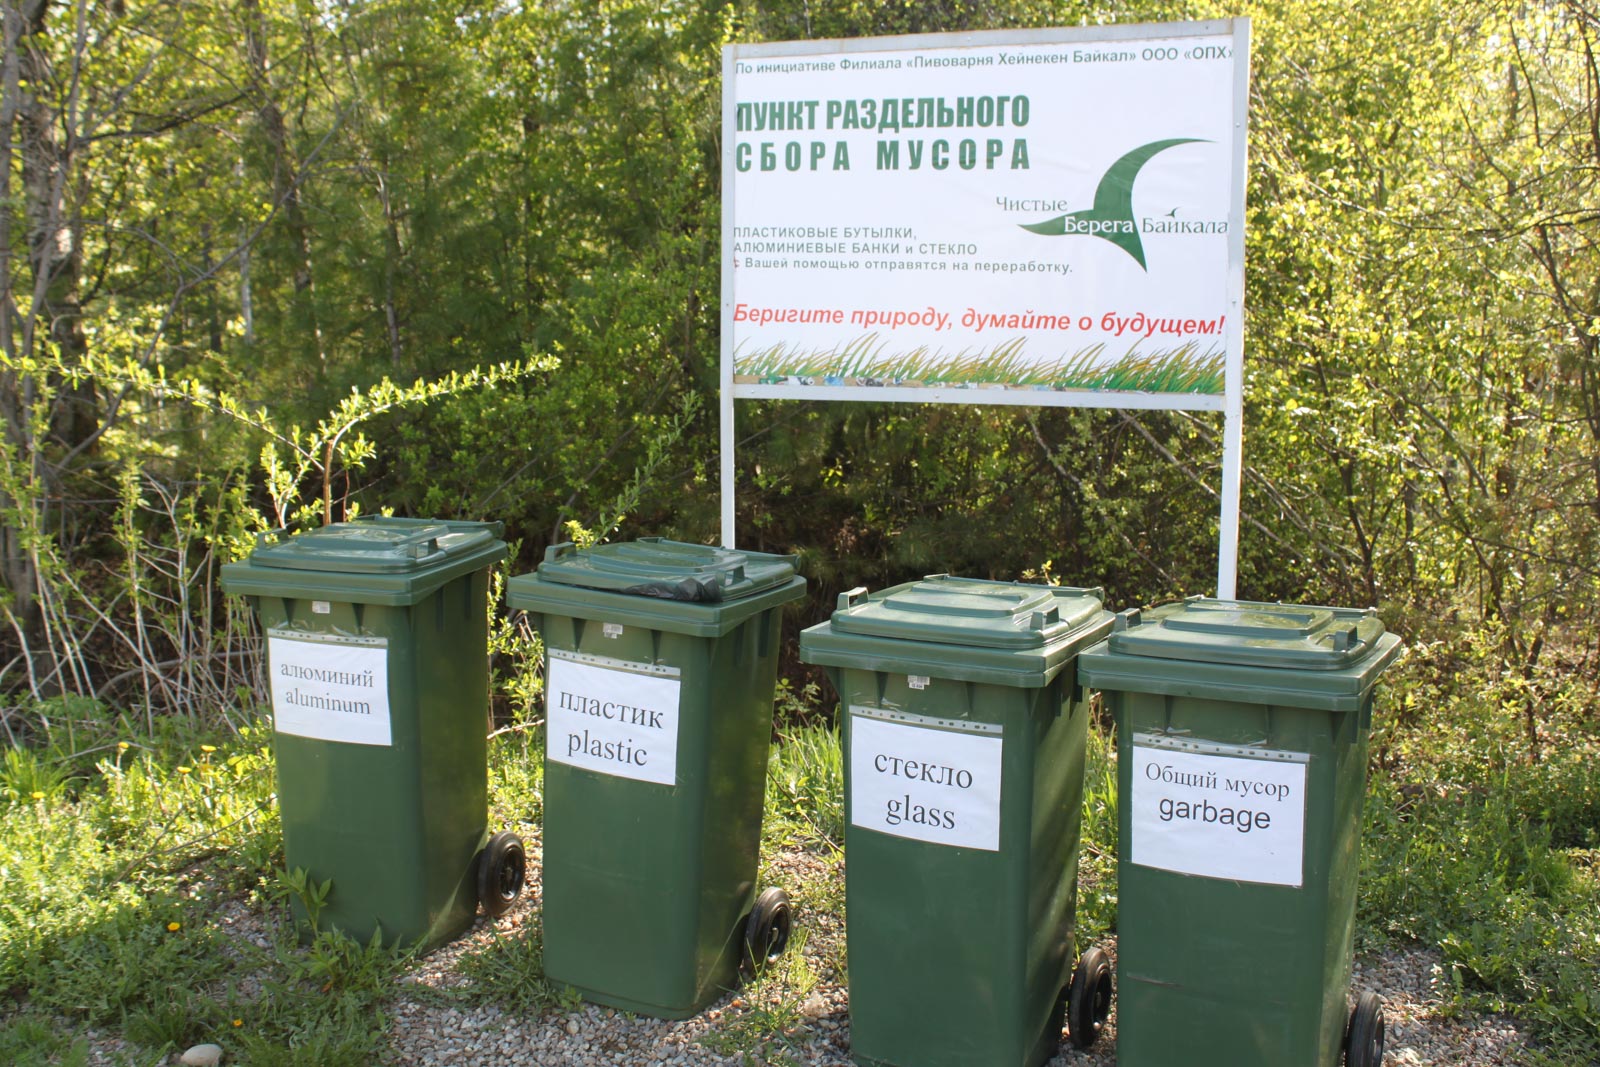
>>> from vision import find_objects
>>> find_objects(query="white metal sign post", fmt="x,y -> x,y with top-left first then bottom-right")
721,19 -> 1250,596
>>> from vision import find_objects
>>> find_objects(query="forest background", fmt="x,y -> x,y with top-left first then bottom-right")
1,0 -> 1598,1061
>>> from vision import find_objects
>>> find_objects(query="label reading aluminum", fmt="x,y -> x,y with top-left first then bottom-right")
267,631 -> 391,747
546,651 -> 680,786
849,709 -> 1002,851
1129,741 -> 1308,887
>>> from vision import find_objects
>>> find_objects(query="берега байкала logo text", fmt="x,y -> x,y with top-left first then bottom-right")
1012,139 -> 1227,270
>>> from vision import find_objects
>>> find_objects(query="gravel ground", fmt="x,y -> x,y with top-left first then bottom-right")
375,835 -> 1534,1067
80,834 -> 1534,1066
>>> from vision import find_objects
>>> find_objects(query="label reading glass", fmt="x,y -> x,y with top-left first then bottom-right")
850,708 -> 1002,851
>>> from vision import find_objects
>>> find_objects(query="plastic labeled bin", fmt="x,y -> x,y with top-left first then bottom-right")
1076,597 -> 1402,1067
799,576 -> 1117,1067
507,537 -> 807,1019
220,517 -> 526,950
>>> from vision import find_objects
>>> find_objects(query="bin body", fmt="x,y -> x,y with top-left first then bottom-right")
507,538 -> 806,1019
800,576 -> 1114,1067
220,517 -> 507,950
1077,598 -> 1402,1067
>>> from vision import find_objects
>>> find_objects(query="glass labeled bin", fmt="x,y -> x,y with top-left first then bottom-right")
1076,597 -> 1402,1067
507,537 -> 807,1019
799,576 -> 1117,1067
220,517 -> 526,951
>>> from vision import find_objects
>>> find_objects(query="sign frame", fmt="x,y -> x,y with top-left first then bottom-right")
720,19 -> 1250,596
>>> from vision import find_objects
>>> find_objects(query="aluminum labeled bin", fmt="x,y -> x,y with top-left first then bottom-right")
221,517 -> 525,950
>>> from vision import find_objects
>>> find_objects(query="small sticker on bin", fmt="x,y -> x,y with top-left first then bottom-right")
602,622 -> 623,639
908,675 -> 930,690
311,601 -> 331,615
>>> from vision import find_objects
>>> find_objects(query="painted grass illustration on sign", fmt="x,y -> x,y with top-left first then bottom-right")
733,334 -> 1224,393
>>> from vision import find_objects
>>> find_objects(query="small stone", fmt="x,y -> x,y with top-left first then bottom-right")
179,1045 -> 224,1067
565,1018 -> 580,1036
800,994 -> 828,1018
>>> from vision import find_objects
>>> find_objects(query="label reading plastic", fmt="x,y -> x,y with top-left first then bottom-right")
545,651 -> 680,786
267,631 -> 391,747
1129,741 -> 1308,887
849,709 -> 1003,851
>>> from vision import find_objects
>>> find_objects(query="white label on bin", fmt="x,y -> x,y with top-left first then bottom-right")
602,622 -> 623,639
1129,736 -> 1308,887
267,630 -> 392,747
545,650 -> 681,786
311,600 -> 331,615
907,675 -> 930,690
849,707 -> 1003,851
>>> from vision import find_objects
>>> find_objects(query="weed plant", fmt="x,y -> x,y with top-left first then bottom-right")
0,704 -> 406,1065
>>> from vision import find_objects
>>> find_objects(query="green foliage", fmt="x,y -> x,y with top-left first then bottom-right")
1358,661 -> 1600,1059
0,718 -> 418,1063
765,712 -> 845,847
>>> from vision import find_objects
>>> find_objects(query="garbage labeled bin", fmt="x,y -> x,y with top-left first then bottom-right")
221,517 -> 526,951
507,537 -> 807,1018
799,575 -> 1117,1067
1076,597 -> 1402,1067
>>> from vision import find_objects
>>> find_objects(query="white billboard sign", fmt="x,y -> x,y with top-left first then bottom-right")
723,22 -> 1246,405
720,20 -> 1251,595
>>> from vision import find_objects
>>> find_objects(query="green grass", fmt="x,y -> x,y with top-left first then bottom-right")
732,334 -> 1225,393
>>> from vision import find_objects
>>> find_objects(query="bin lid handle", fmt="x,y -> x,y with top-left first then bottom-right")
838,586 -> 868,611
544,541 -> 576,563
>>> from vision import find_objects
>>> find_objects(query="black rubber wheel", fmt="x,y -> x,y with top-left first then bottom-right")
477,830 -> 526,919
1345,990 -> 1386,1067
1067,945 -> 1113,1050
739,887 -> 793,980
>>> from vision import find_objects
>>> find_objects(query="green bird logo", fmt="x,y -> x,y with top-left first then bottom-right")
1020,138 -> 1206,270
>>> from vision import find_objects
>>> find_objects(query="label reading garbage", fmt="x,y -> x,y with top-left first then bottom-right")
1129,737 -> 1308,887
849,708 -> 1003,851
267,631 -> 392,747
545,650 -> 681,786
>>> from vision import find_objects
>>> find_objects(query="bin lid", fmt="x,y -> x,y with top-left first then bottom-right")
827,575 -> 1107,649
533,537 -> 797,602
247,518 -> 502,575
1106,597 -> 1389,670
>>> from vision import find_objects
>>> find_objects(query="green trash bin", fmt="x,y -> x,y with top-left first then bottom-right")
221,517 -> 526,950
507,537 -> 807,1019
799,575 -> 1117,1067
1076,597 -> 1403,1067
